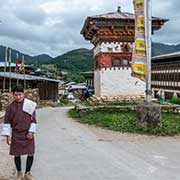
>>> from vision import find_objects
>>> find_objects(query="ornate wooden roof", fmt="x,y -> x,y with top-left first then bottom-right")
81,8 -> 169,43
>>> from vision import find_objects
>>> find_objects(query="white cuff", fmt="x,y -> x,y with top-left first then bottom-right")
29,123 -> 37,133
1,124 -> 11,136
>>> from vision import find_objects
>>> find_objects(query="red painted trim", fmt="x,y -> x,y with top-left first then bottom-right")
94,53 -> 132,69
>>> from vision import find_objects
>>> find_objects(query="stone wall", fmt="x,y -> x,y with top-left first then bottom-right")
24,88 -> 39,103
0,88 -> 39,111
91,94 -> 145,104
0,93 -> 14,111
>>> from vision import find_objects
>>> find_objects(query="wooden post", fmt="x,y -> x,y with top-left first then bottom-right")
3,47 -> 8,93
16,53 -> 19,85
24,56 -> 26,89
9,49 -> 12,92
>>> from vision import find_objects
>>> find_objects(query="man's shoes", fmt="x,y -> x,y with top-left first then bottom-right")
16,171 -> 23,180
24,172 -> 35,180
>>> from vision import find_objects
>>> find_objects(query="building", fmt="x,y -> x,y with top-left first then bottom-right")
0,62 -> 34,74
0,72 -> 62,101
80,71 -> 94,89
152,52 -> 180,99
81,7 -> 168,97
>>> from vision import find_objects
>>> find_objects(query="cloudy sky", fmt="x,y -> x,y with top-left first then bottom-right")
0,0 -> 179,57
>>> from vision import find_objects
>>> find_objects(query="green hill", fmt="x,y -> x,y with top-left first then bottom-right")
51,42 -> 180,74
152,42 -> 180,56
1,42 -> 180,75
52,48 -> 93,73
0,45 -> 53,64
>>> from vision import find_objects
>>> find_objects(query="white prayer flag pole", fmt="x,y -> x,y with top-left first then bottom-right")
145,0 -> 152,104
3,47 -> 8,92
9,48 -> 12,92
16,53 -> 19,85
22,55 -> 26,89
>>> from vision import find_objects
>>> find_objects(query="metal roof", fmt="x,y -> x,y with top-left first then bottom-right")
0,62 -> 18,67
69,84 -> 87,90
65,82 -> 77,86
152,51 -> 180,60
0,72 -> 62,83
0,62 -> 29,68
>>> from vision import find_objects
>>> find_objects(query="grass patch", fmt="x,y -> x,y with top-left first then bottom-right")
57,99 -> 72,106
169,98 -> 180,105
68,109 -> 180,136
78,100 -> 93,106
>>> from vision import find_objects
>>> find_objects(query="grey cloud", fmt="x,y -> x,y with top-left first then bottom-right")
0,0 -> 179,56
152,0 -> 180,44
14,7 -> 47,25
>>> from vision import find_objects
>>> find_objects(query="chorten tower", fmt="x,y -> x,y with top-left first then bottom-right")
81,7 -> 168,97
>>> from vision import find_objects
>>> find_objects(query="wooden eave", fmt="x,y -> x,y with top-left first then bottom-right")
81,16 -> 169,41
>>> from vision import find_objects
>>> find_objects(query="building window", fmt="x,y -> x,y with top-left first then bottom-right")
122,59 -> 129,66
113,59 -> 121,66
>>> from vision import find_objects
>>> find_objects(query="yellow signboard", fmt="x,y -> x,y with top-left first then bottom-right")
133,60 -> 146,74
137,13 -> 145,32
135,37 -> 146,56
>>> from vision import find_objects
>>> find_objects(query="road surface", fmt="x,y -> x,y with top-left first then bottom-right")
1,106 -> 180,180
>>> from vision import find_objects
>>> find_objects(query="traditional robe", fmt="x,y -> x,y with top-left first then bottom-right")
1,98 -> 37,156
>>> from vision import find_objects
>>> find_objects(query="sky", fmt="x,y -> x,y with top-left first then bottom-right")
0,0 -> 179,57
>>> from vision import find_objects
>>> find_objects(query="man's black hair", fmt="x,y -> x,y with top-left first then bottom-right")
13,85 -> 24,93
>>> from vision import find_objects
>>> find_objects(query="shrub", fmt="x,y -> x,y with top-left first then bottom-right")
169,98 -> 180,105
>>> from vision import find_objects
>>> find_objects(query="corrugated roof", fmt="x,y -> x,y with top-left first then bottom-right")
152,51 -> 180,60
65,82 -> 77,86
0,62 -> 29,68
69,84 -> 87,90
0,72 -> 62,83
0,62 -> 18,67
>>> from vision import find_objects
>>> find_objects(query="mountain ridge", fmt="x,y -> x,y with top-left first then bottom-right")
0,42 -> 180,73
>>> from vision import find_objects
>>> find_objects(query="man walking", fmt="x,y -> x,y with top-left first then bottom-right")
1,85 -> 37,180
